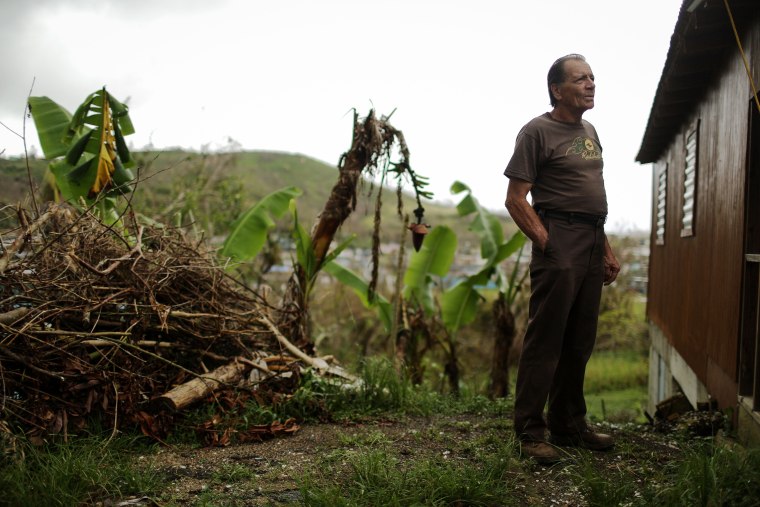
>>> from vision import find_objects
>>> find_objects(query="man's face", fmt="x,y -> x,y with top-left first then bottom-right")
553,59 -> 595,113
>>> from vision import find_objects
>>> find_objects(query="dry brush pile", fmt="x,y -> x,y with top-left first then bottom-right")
0,109 -> 429,453
0,204 -> 342,447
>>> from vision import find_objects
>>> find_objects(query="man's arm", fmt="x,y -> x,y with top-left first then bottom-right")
603,236 -> 620,285
505,178 -> 548,251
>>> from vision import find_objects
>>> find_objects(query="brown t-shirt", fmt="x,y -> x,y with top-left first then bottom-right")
504,112 -> 607,216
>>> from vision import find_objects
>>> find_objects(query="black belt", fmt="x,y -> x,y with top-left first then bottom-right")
536,208 -> 606,227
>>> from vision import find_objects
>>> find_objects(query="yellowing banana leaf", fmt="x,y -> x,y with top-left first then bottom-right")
61,88 -> 135,199
221,187 -> 303,262
90,142 -> 116,198
27,96 -> 72,159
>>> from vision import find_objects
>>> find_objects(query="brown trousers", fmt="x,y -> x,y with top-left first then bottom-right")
513,215 -> 605,440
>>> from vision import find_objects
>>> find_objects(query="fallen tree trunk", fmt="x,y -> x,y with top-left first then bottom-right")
155,360 -> 250,411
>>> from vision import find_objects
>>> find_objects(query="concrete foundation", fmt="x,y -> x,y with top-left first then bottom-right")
648,322 -> 760,448
647,322 -> 710,416
738,399 -> 760,448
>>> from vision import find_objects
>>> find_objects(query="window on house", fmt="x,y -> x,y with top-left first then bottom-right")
681,121 -> 699,237
655,164 -> 668,245
656,164 -> 667,245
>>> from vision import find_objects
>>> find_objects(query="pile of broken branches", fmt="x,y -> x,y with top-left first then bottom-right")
0,204 -> 348,446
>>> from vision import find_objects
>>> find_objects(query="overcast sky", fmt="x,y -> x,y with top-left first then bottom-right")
0,0 -> 684,232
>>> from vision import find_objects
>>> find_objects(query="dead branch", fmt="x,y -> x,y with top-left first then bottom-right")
257,316 -> 356,382
0,307 -> 31,325
0,207 -> 52,274
155,360 -> 250,411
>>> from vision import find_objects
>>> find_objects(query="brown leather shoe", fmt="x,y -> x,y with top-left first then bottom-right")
550,429 -> 615,451
519,440 -> 562,464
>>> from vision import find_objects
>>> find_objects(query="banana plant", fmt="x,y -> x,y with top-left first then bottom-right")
444,180 -> 528,398
289,199 -> 355,299
441,181 -> 526,332
28,88 -> 136,224
319,182 -> 526,394
220,186 -> 302,262
402,225 -> 457,314
322,261 -> 393,331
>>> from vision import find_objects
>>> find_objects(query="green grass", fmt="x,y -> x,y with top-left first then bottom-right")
300,445 -> 521,506
584,350 -> 649,423
0,434 -> 163,507
585,351 -> 648,393
652,443 -> 760,506
569,442 -> 760,507
586,387 -> 649,423
2,355 -> 755,506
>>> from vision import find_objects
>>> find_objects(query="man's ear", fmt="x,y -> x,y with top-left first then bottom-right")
550,83 -> 561,102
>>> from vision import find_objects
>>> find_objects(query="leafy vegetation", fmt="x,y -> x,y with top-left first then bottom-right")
220,186 -> 302,262
27,89 -> 136,224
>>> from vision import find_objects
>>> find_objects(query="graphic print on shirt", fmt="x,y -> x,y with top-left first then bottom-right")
565,137 -> 602,161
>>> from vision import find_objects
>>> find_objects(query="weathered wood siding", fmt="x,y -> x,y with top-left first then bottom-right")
647,20 -> 758,408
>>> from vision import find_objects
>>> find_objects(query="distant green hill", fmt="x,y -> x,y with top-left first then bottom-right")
0,150 -> 515,247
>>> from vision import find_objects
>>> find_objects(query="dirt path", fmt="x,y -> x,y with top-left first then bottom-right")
139,412 -> 682,506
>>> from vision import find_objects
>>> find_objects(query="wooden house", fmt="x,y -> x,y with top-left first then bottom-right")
637,0 -> 760,443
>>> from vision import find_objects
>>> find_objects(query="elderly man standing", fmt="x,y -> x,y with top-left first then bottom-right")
504,54 -> 620,464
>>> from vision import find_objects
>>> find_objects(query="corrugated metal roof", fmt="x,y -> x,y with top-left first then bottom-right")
636,0 -> 759,163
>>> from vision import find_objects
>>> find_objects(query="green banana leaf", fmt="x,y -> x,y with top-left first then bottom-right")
290,198 -> 317,281
50,160 -> 87,202
403,225 -> 457,313
494,230 -> 527,264
64,88 -> 136,198
447,180 -> 530,327
27,96 -> 72,159
220,187 -> 302,262
323,261 -> 393,331
440,267 -> 491,332
451,180 -> 504,262
321,234 -> 356,270
30,88 -> 136,204
107,94 -> 135,135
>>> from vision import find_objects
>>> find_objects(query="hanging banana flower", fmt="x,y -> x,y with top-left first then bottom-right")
407,206 -> 431,252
